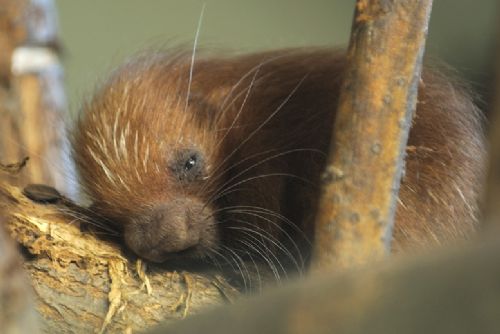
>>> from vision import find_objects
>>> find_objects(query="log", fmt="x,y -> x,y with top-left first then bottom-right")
0,181 -> 243,333
312,0 -> 433,270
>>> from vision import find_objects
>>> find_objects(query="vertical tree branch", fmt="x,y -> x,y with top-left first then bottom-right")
312,0 -> 433,270
0,0 -> 25,185
0,0 -> 75,197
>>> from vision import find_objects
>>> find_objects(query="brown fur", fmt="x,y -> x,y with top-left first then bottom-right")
72,48 -> 484,267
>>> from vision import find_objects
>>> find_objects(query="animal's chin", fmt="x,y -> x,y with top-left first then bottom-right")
134,244 -> 208,263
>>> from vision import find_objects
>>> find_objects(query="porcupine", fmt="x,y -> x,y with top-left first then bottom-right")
72,48 -> 484,276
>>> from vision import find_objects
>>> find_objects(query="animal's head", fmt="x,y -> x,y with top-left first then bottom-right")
73,51 -> 223,262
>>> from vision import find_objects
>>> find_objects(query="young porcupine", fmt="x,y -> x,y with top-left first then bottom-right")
72,49 -> 484,274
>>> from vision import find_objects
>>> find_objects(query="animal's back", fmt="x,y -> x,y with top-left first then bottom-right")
197,49 -> 485,252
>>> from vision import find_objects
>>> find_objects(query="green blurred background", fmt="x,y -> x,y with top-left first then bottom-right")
54,0 -> 497,114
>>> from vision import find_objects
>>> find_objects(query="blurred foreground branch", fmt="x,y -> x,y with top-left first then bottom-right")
156,237 -> 500,334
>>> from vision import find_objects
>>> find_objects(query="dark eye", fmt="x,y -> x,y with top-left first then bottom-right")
171,149 -> 205,182
184,155 -> 197,171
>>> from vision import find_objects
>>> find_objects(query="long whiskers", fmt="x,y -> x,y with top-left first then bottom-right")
228,224 -> 300,276
208,204 -> 309,245
243,251 -> 262,292
215,53 -> 292,126
235,238 -> 282,285
207,74 -> 309,183
211,66 -> 261,156
55,206 -> 120,236
203,148 -> 323,201
220,245 -> 250,291
233,226 -> 288,280
207,172 -> 314,206
226,211 -> 305,271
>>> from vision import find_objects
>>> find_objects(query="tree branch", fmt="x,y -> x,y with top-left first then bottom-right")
312,0 -> 434,270
0,0 -> 75,196
0,182 -> 238,333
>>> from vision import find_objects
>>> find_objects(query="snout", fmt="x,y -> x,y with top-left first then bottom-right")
123,199 -> 216,262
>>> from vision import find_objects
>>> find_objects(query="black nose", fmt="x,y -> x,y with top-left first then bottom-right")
124,200 -> 200,262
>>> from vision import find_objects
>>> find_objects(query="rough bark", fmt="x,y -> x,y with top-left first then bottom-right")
312,0 -> 434,270
0,182 -> 240,333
